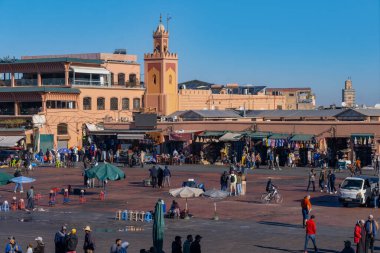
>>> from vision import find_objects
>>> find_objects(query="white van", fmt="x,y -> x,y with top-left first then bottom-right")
338,176 -> 379,207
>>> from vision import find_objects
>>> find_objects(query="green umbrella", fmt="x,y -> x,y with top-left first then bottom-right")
85,163 -> 125,181
153,199 -> 165,253
0,172 -> 13,186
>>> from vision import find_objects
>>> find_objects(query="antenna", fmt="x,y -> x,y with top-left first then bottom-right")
167,14 -> 172,31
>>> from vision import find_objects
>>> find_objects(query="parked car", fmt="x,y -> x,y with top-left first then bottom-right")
338,176 -> 379,207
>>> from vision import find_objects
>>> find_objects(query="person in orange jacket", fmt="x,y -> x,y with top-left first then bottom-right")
301,195 -> 312,228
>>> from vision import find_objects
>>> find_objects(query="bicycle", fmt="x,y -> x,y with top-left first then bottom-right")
261,187 -> 283,204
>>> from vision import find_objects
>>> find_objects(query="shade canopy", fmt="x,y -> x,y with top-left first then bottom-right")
169,187 -> 204,198
85,163 -> 125,181
153,200 -> 165,253
70,66 -> 110,75
290,134 -> 314,142
0,136 -> 24,147
11,176 -> 35,184
0,172 -> 13,185
219,132 -> 242,142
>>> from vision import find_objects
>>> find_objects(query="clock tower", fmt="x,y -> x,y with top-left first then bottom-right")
144,17 -> 178,116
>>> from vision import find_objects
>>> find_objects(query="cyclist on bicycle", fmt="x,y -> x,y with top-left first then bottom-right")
266,178 -> 277,196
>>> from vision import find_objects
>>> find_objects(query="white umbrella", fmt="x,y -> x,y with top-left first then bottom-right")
169,187 -> 203,198
169,186 -> 204,220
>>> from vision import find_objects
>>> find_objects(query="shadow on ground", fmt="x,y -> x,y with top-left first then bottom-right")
254,245 -> 339,252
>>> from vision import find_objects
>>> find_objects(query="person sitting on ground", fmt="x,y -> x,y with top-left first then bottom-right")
169,200 -> 181,218
340,240 -> 355,253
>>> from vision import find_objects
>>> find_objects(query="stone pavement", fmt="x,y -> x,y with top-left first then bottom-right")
0,164 -> 379,252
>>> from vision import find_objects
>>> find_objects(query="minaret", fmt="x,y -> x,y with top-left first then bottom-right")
342,77 -> 356,108
144,16 -> 178,116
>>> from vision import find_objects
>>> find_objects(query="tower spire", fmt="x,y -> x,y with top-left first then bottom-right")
159,14 -> 162,24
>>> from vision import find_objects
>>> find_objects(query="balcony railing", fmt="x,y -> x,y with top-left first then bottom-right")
15,79 -> 38,86
0,80 -> 11,86
69,78 -> 110,87
19,108 -> 41,115
42,78 -> 66,86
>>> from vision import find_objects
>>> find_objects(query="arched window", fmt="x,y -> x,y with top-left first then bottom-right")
169,75 -> 172,84
153,74 -> 157,85
57,123 -> 68,135
133,98 -> 141,110
122,98 -> 130,110
110,97 -> 118,110
118,73 -> 125,85
129,74 -> 136,83
97,97 -> 105,110
83,97 -> 92,110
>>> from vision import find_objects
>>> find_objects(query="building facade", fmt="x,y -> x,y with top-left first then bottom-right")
265,88 -> 316,110
0,53 -> 144,149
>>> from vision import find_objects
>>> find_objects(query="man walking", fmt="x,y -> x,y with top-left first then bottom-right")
318,168 -> 326,192
149,166 -> 158,188
364,214 -> 378,253
65,228 -> 78,253
26,186 -> 34,210
329,170 -> 337,194
220,171 -> 228,191
307,169 -> 316,192
190,235 -> 202,253
229,171 -> 237,196
304,215 -> 318,253
171,235 -> 182,253
163,165 -> 172,187
55,226 -> 67,253
183,235 -> 193,253
83,226 -> 95,253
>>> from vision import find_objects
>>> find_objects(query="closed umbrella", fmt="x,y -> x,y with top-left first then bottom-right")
153,199 -> 165,253
203,189 -> 228,220
10,176 -> 35,184
0,172 -> 13,186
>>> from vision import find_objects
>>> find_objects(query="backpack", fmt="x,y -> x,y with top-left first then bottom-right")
230,175 -> 236,183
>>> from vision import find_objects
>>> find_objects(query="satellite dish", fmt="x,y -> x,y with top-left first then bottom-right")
341,102 -> 347,107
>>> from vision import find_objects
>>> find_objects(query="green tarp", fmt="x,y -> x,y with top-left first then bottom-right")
246,132 -> 272,139
268,133 -> 291,140
290,134 -> 314,142
0,172 -> 13,186
85,163 -> 125,181
198,131 -> 226,137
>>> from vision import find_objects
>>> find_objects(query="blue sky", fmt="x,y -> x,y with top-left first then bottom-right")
0,0 -> 379,106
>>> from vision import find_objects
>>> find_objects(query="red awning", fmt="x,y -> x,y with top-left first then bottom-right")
169,132 -> 193,142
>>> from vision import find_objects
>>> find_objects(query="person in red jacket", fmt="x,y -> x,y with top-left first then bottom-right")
354,220 -> 366,253
304,215 -> 318,253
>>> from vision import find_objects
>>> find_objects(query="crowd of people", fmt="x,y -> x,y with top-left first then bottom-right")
3,225 -> 204,253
